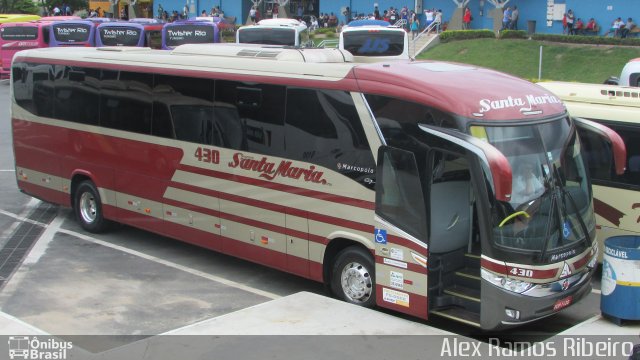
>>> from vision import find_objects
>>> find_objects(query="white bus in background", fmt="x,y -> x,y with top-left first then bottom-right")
538,81 -> 638,261
339,19 -> 409,62
236,18 -> 310,47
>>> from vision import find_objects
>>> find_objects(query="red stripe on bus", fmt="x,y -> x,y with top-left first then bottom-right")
481,257 -> 508,275
163,197 -> 313,243
168,181 -> 374,233
111,204 -> 321,280
571,252 -> 591,270
178,164 -> 375,210
18,181 -> 68,207
483,257 -> 559,279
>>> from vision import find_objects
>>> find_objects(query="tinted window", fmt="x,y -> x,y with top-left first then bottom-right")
286,88 -> 375,187
342,31 -> 405,56
153,75 -> 218,144
1,26 -> 38,40
164,24 -> 216,47
238,28 -> 296,46
53,66 -> 100,125
365,94 -> 458,150
99,26 -> 142,46
29,64 -> 54,117
52,23 -> 92,43
100,71 -> 152,134
216,81 -> 285,156
578,120 -> 640,188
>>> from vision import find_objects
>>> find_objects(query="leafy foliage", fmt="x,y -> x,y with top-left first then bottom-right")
499,30 -> 527,39
438,30 -> 495,43
532,33 -> 640,46
0,0 -> 40,14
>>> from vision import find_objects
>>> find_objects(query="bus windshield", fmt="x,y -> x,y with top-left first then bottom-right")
237,27 -> 296,46
51,22 -> 93,45
163,23 -> 218,49
472,118 -> 595,256
342,30 -> 405,56
97,24 -> 144,46
1,25 -> 38,40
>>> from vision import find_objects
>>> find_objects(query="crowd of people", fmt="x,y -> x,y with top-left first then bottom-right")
563,9 -> 636,37
499,6 -> 519,31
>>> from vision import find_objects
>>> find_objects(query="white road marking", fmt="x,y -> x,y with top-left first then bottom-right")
591,288 -> 601,295
2,208 -> 281,300
22,214 -> 64,265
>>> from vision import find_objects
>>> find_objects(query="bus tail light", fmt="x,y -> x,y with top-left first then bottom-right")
481,269 -> 535,293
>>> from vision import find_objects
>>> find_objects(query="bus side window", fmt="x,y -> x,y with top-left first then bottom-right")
216,81 -> 285,157
100,71 -> 152,134
53,66 -> 99,125
153,75 -> 215,144
285,88 -> 376,188
32,64 -> 55,118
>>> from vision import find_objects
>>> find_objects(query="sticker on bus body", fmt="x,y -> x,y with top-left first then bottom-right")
375,228 -> 387,244
382,288 -> 410,307
389,271 -> 404,290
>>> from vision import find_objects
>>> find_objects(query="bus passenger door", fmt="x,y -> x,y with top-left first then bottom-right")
374,146 -> 429,319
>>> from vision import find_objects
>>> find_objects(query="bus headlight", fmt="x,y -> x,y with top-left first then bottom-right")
481,269 -> 535,293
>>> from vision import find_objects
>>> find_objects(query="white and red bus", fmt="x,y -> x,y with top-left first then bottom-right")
538,81 -> 640,262
10,45 -> 625,330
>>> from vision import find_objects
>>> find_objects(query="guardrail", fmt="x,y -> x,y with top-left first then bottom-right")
316,39 -> 339,48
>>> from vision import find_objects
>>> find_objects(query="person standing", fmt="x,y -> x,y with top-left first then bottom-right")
501,6 -> 511,31
463,7 -> 471,30
249,6 -> 257,23
566,9 -> 575,35
510,6 -> 519,30
343,6 -> 351,25
411,16 -> 420,39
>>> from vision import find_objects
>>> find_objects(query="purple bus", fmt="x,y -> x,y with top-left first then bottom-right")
49,20 -> 95,47
161,20 -> 220,50
96,22 -> 145,47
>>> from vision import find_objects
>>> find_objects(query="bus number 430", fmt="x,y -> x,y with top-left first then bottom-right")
194,147 -> 220,164
509,267 -> 533,278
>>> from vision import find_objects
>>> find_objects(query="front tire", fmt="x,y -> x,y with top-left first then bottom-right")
74,180 -> 110,233
331,246 -> 376,308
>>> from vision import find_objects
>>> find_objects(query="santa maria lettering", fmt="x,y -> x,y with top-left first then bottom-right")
478,94 -> 561,113
228,153 -> 328,184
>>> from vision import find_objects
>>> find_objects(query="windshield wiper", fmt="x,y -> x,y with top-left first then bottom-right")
547,164 -> 590,251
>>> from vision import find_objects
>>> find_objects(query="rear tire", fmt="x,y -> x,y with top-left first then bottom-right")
74,180 -> 111,233
331,246 -> 376,308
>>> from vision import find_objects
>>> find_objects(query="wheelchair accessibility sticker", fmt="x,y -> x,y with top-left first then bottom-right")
375,228 -> 387,244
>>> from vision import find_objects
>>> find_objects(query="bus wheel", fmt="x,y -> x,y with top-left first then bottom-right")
331,246 -> 376,308
74,180 -> 110,233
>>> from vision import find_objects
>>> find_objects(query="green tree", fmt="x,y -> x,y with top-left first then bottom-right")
0,0 -> 40,13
